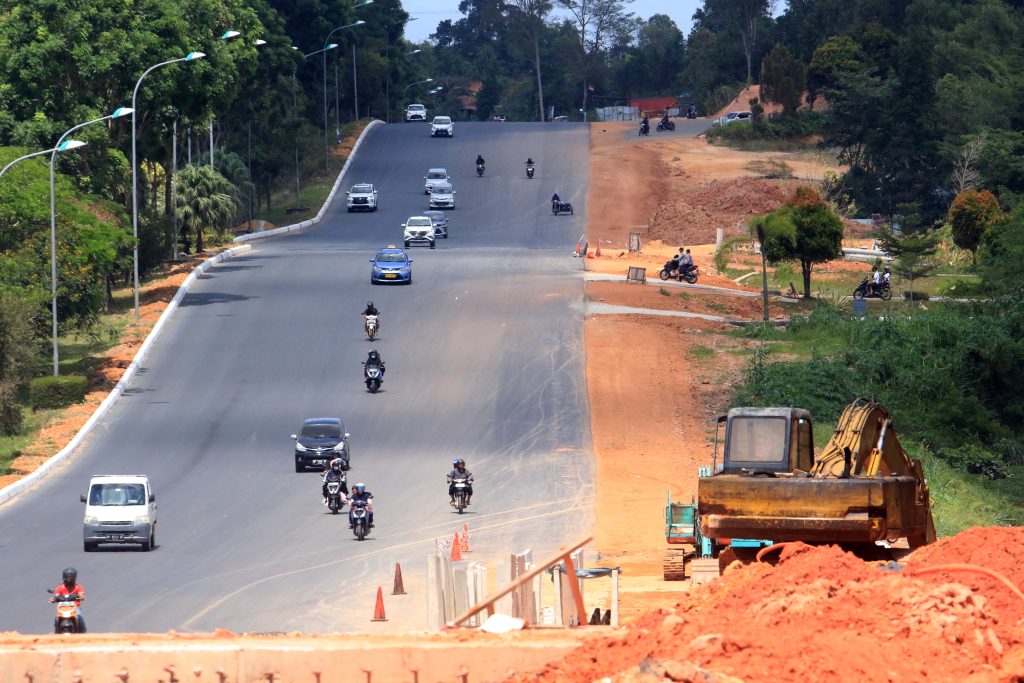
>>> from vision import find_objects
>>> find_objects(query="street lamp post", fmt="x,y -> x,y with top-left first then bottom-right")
131,51 -> 206,320
322,20 -> 365,165
351,1 -> 373,122
385,18 -> 420,123
50,109 -> 133,376
403,78 -> 433,95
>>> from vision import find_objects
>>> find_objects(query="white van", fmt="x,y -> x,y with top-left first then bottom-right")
81,475 -> 157,552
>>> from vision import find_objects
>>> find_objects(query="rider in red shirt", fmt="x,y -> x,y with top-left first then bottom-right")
51,567 -> 86,632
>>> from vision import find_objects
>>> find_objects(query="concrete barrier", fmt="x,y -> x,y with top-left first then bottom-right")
0,245 -> 252,507
234,119 -> 383,245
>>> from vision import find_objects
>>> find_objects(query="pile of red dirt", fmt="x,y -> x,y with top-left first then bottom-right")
649,178 -> 794,245
508,526 -> 1024,682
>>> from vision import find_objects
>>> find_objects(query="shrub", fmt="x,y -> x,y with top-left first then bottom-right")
29,375 -> 88,409
0,382 -> 22,435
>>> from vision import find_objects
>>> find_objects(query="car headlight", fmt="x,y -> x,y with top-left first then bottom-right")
400,267 -> 410,273
135,516 -> 151,525
295,442 -> 307,452
332,442 -> 346,453
83,516 -> 99,525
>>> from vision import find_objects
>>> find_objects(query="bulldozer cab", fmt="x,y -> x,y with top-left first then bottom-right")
715,407 -> 814,475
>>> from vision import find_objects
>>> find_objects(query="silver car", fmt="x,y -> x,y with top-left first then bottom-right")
429,183 -> 455,210
424,168 -> 449,195
422,210 -> 448,238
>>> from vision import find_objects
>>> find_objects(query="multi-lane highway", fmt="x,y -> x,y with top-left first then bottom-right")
0,121 -> 593,633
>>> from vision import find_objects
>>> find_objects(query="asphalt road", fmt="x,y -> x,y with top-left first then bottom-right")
0,121 -> 594,633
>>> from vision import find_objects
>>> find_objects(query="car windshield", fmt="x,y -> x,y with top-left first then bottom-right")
409,105 -> 424,111
300,423 -> 341,439
352,185 -> 372,193
424,212 -> 444,221
427,172 -> 447,179
376,253 -> 407,263
89,483 -> 146,506
434,117 -> 451,124
432,185 -> 453,194
407,218 -> 431,227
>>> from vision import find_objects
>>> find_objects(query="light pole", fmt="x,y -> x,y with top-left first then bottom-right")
0,143 -> 82,180
293,44 -> 338,208
131,51 -> 206,320
351,1 -> 373,123
404,77 -> 433,96
49,109 -> 133,376
322,20 -> 365,165
385,17 -> 419,123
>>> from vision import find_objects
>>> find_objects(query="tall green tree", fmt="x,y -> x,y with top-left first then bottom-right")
947,189 -> 1002,262
760,43 -> 806,116
751,186 -> 845,298
507,0 -> 553,121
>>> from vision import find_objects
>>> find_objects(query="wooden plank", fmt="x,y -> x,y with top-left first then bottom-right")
446,536 -> 593,627
563,553 -> 587,628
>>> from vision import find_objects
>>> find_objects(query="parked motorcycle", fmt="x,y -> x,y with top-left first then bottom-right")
364,364 -> 383,393
364,314 -> 379,341
686,106 -> 697,120
659,260 -> 700,284
656,119 -> 676,132
551,200 -> 574,215
853,278 -> 892,300
48,590 -> 83,634
526,164 -> 535,179
476,162 -> 485,177
451,477 -> 471,514
639,120 -> 650,136
350,500 -> 371,540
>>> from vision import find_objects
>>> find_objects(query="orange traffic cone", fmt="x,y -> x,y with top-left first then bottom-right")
595,241 -> 602,257
372,586 -> 387,622
392,563 -> 406,595
460,530 -> 471,553
450,532 -> 462,561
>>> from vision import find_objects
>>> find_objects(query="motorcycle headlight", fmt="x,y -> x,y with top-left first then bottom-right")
295,442 -> 307,452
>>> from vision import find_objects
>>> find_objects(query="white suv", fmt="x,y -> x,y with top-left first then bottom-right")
430,116 -> 454,137
81,474 -> 158,551
403,215 -> 436,249
346,183 -> 378,212
424,168 -> 449,194
406,104 -> 427,122
429,183 -> 455,210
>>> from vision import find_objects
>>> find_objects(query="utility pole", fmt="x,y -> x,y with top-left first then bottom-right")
756,225 -> 770,324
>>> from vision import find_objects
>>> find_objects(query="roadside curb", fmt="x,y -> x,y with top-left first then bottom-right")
233,119 -> 383,244
0,244 -> 253,507
585,301 -> 787,326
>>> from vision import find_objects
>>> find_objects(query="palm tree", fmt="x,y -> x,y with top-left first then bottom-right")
176,165 -> 236,252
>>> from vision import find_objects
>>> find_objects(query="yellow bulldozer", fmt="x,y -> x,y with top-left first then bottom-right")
664,399 -> 936,581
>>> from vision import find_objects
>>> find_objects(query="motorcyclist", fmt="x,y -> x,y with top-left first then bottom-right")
551,192 -> 561,204
447,458 -> 474,507
525,157 -> 534,166
51,567 -> 85,633
679,248 -> 694,277
321,457 -> 350,505
870,266 -> 881,295
364,349 -> 385,378
348,483 -> 374,528
882,265 -> 892,288
660,112 -> 671,129
476,154 -> 485,169
362,301 -> 380,335
640,114 -> 650,133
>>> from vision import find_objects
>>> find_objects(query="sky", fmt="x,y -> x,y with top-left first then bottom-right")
400,0 -> 703,44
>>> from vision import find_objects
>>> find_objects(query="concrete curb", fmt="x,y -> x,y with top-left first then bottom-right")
233,119 -> 383,244
0,244 -> 253,507
585,301 -> 787,326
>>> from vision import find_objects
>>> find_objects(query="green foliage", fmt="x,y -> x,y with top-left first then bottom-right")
751,187 -> 844,297
977,204 -> 1024,295
807,35 -> 865,106
28,375 -> 87,409
714,234 -> 751,273
706,111 -> 827,150
947,189 -> 1002,259
760,44 -> 806,116
876,223 -> 941,300
175,165 -> 237,252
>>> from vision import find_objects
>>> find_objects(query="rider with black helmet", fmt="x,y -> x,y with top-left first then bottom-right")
348,482 -> 374,527
364,349 -> 385,378
362,301 -> 379,317
321,457 -> 350,505
51,567 -> 86,632
447,458 -> 474,506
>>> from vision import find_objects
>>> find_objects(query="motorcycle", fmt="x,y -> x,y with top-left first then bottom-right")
526,164 -> 535,179
350,499 -> 371,540
364,314 -> 379,341
48,590 -> 83,634
551,200 -> 574,215
639,120 -> 650,136
686,107 -> 697,120
450,477 -> 471,514
853,278 -> 892,300
364,364 -> 383,393
476,162 -> 485,177
656,119 -> 676,132
659,260 -> 700,284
